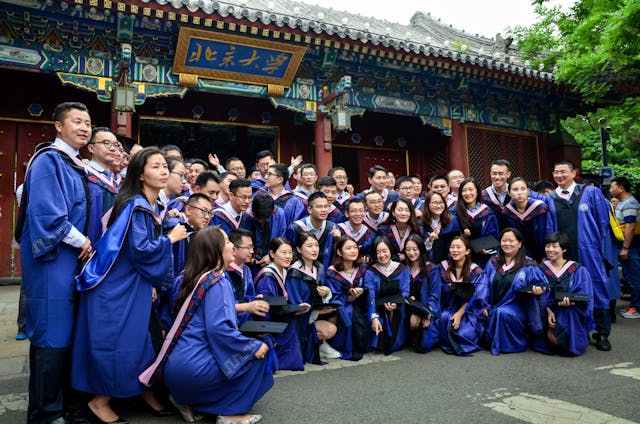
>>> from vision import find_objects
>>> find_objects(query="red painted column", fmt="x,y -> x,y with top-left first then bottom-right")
448,119 -> 468,174
314,112 -> 333,177
110,110 -> 132,139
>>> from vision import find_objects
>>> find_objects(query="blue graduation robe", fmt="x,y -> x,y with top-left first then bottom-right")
250,206 -> 288,263
20,147 -> 90,348
364,262 -> 410,355
535,260 -> 594,356
226,263 -> 257,326
210,207 -> 253,233
480,257 -> 548,355
327,204 -> 347,224
502,198 -> 556,262
435,261 -> 486,355
459,203 -> 499,267
254,266 -> 304,371
377,224 -> 420,261
359,189 -> 399,210
336,222 -> 376,258
164,273 -> 274,415
72,195 -> 173,397
85,171 -> 117,243
325,264 -> 370,360
422,215 -> 461,263
258,188 -> 308,226
481,187 -> 511,231
550,185 -> 612,309
286,219 -> 336,272
408,265 -> 440,353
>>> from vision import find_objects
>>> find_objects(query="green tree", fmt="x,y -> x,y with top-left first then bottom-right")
510,0 -> 640,192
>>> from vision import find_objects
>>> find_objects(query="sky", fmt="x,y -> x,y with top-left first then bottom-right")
299,0 -> 576,38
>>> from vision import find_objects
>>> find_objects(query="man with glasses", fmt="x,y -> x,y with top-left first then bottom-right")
447,169 -> 465,207
286,192 -> 341,271
317,176 -> 346,224
211,178 -> 254,233
328,166 -> 353,214
227,229 -> 270,324
261,163 -> 307,225
251,193 -> 288,266
481,159 -> 512,230
337,198 -> 376,261
363,191 -> 389,233
550,160 -> 613,351
85,127 -> 120,240
170,193 -> 213,275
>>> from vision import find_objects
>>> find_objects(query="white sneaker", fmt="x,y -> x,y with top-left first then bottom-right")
319,342 -> 341,359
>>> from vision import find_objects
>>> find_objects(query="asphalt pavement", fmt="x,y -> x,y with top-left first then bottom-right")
1,285 -> 639,423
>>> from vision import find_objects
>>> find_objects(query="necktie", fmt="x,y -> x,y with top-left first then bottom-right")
235,215 -> 240,223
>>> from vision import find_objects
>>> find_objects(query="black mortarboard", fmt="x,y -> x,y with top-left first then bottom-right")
554,291 -> 591,302
376,293 -> 406,306
239,320 -> 287,335
469,235 -> 499,253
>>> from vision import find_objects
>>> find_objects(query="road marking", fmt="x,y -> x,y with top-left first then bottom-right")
482,392 -> 636,423
0,392 -> 28,415
595,362 -> 640,382
275,352 -> 400,378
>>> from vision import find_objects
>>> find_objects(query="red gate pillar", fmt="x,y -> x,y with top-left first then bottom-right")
111,111 -> 132,139
448,119 -> 468,175
314,112 -> 333,177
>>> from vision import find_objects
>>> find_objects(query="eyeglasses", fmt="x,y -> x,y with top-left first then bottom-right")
90,140 -> 122,151
235,245 -> 254,251
367,200 -> 383,205
333,175 -> 348,180
450,175 -> 465,180
171,171 -> 187,180
430,201 -> 445,206
398,186 -> 414,191
302,173 -> 317,177
312,204 -> 330,210
266,172 -> 280,178
229,166 -> 245,172
234,195 -> 253,201
190,205 -> 213,217
490,172 -> 508,177
552,170 -> 570,175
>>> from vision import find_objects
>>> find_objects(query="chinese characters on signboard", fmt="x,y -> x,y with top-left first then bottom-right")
173,28 -> 306,88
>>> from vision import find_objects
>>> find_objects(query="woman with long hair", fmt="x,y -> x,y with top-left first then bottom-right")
364,236 -> 410,355
286,231 -> 339,363
403,234 -> 440,353
434,236 -> 486,356
502,177 -> 555,262
421,191 -> 461,263
377,197 -> 422,261
72,147 -> 188,423
326,236 -> 369,360
480,228 -> 548,355
159,226 -> 273,424
254,237 -> 309,370
455,178 -> 499,267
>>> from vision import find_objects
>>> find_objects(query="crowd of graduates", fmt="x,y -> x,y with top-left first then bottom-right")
17,102 -> 634,424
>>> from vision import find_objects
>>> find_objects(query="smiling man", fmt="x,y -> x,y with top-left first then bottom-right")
17,102 -> 95,424
481,159 -> 512,230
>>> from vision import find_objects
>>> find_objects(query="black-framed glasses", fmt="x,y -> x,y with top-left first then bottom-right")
190,205 -> 213,217
235,245 -> 254,251
170,171 -> 187,180
90,140 -> 122,150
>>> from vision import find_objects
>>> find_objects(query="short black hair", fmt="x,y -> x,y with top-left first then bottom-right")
89,126 -> 114,144
256,150 -> 274,162
299,163 -> 317,175
363,190 -> 383,203
395,176 -> 414,187
328,166 -> 346,177
161,144 -> 182,156
229,177 -> 251,193
307,191 -> 327,206
187,192 -> 212,207
190,159 -> 209,170
194,171 -> 220,187
533,180 -> 555,193
545,232 -> 570,251
269,163 -> 289,180
368,164 -> 387,178
554,160 -> 576,170
229,228 -> 253,245
611,176 -> 631,193
429,174 -> 449,185
317,176 -> 337,189
345,197 -> 365,212
52,102 -> 89,122
491,159 -> 512,170
251,193 -> 275,220
225,156 -> 244,167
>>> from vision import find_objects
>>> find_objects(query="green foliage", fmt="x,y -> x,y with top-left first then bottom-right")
510,0 -> 640,191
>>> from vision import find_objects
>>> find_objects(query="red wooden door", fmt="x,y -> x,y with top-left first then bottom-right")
357,149 -> 407,191
0,121 -> 55,277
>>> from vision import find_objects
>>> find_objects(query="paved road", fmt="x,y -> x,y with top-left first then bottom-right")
1,285 -> 639,423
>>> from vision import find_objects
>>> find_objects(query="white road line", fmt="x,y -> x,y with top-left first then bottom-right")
275,352 -> 400,378
594,362 -> 640,381
594,362 -> 634,371
482,392 -> 637,423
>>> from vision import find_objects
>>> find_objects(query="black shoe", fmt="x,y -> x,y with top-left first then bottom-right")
86,408 -> 128,424
144,403 -> 177,418
596,336 -> 612,351
65,408 -> 91,424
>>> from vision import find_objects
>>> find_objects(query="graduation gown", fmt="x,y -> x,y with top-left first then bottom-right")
503,198 -> 555,262
259,188 -> 308,226
408,265 -> 440,353
481,257 -> 548,355
72,195 -> 173,397
535,260 -> 594,356
327,204 -> 347,224
359,189 -> 399,210
550,185 -> 611,309
226,263 -> 257,326
435,262 -> 486,356
286,219 -> 336,272
164,274 -> 274,415
285,262 -> 328,365
423,215 -> 461,264
325,264 -> 370,360
481,187 -> 511,231
364,262 -> 410,355
377,224 -> 419,261
459,204 -> 499,267
20,147 -> 90,348
210,207 -> 253,234
85,170 -> 117,243
250,206 -> 287,262
363,211 -> 389,233
254,266 -> 304,371
336,222 -> 376,259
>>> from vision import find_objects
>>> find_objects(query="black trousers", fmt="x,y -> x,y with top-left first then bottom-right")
27,345 -> 70,424
593,307 -> 612,337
